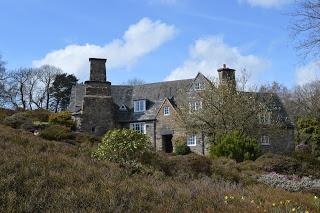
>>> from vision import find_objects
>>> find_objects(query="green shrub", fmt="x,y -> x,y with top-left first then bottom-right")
209,131 -> 261,162
48,111 -> 75,128
296,117 -> 320,157
174,138 -> 190,155
3,112 -> 33,129
31,109 -> 52,122
40,125 -> 75,141
92,129 -> 151,164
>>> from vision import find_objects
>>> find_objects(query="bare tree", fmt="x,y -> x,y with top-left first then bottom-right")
291,80 -> 320,118
123,78 -> 146,86
177,79 -> 283,141
25,68 -> 41,110
9,68 -> 34,110
38,65 -> 62,110
290,0 -> 320,59
0,55 -> 5,80
0,55 -> 6,106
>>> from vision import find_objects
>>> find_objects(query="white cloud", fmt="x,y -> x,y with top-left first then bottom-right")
238,0 -> 293,8
165,36 -> 270,82
295,60 -> 320,85
33,17 -> 176,81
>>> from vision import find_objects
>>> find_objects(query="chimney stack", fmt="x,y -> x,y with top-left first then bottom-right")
217,64 -> 236,90
89,58 -> 107,82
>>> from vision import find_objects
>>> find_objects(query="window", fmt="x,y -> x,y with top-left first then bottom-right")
164,106 -> 170,116
259,112 -> 271,125
187,134 -> 197,146
189,101 -> 202,113
134,100 -> 146,112
260,135 -> 270,146
130,122 -> 146,134
194,82 -> 204,90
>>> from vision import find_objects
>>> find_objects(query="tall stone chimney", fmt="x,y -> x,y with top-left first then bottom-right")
81,58 -> 115,136
89,58 -> 107,82
217,64 -> 236,90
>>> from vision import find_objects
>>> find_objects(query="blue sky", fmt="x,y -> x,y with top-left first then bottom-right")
0,0 -> 318,87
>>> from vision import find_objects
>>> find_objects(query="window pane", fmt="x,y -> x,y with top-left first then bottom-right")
187,134 -> 196,146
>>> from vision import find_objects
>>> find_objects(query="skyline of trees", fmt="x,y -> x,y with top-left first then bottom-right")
0,54 -> 77,112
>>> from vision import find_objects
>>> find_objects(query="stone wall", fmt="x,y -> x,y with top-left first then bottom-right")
68,84 -> 85,112
154,98 -> 209,155
257,128 -> 295,154
81,95 -> 115,136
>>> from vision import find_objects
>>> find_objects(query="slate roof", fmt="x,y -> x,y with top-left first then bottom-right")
69,75 -> 292,127
69,79 -> 193,122
112,79 -> 193,122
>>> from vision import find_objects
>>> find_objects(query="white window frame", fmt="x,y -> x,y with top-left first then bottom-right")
259,112 -> 271,125
187,134 -> 197,146
163,106 -> 170,116
189,101 -> 202,113
133,100 -> 146,113
130,122 -> 146,134
194,82 -> 204,90
260,135 -> 270,146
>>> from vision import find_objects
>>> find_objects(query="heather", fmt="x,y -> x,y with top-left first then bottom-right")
0,125 -> 319,212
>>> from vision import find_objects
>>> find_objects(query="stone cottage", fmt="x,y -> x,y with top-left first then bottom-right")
68,58 -> 294,155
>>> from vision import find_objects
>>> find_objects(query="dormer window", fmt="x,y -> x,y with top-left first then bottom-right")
194,82 -> 204,90
134,100 -> 146,112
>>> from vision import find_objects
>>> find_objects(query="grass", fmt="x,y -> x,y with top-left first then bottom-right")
0,124 -> 319,212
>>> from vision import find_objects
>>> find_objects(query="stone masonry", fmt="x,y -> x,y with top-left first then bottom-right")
69,58 -> 294,155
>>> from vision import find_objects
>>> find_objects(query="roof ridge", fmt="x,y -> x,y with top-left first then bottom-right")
112,78 -> 194,87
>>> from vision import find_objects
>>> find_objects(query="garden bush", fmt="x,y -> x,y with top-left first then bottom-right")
209,131 -> 261,162
48,111 -> 75,128
174,137 -> 190,155
3,112 -> 33,129
296,117 -> 320,157
92,129 -> 151,165
31,109 -> 51,122
40,125 -> 75,141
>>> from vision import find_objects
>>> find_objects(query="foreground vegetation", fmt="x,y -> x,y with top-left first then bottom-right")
0,125 -> 319,212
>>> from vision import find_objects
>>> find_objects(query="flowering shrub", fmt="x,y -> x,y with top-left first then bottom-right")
258,172 -> 320,192
209,131 -> 261,162
295,143 -> 311,153
223,194 -> 317,213
92,129 -> 151,165
48,111 -> 75,128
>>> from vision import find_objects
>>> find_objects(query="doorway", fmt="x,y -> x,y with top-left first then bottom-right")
162,134 -> 173,153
